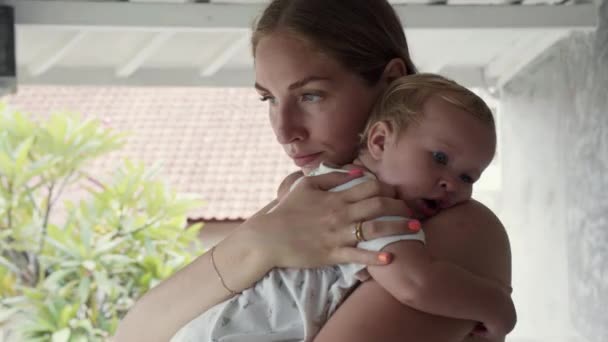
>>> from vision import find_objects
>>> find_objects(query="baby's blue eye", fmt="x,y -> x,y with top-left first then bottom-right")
460,174 -> 474,184
433,151 -> 448,165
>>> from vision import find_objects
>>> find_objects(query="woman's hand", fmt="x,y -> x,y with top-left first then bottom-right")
245,170 -> 418,269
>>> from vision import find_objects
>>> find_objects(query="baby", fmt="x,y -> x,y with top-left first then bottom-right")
172,74 -> 515,341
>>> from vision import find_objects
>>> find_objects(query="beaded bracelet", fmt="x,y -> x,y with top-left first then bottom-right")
210,246 -> 239,295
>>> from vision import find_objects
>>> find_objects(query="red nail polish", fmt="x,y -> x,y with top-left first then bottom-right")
408,220 -> 421,232
378,252 -> 392,264
348,169 -> 363,177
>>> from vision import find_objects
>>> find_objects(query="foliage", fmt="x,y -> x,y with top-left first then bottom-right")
0,104 -> 204,341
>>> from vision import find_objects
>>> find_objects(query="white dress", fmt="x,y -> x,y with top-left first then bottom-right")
171,163 -> 425,342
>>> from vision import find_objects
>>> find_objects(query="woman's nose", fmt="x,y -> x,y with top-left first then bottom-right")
272,103 -> 308,144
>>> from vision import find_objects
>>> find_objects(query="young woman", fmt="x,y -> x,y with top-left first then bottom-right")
115,1 -> 513,341
170,74 -> 515,341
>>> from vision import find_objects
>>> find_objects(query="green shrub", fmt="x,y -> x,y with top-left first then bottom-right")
0,104 -> 204,341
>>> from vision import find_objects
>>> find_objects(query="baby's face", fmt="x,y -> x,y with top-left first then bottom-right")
374,96 -> 496,219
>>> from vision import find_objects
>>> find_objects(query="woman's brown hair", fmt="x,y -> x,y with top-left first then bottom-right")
252,0 -> 417,85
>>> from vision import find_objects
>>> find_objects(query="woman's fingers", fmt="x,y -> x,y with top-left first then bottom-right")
346,196 -> 413,222
298,170 -> 364,192
339,178 -> 397,202
349,218 -> 421,243
331,247 -> 393,266
331,217 -> 422,266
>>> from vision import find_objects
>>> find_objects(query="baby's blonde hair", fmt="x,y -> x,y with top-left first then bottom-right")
361,73 -> 495,144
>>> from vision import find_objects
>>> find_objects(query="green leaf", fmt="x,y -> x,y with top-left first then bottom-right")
58,304 -> 77,328
51,327 -> 71,342
93,236 -> 126,256
43,269 -> 75,290
77,276 -> 91,305
0,150 -> 14,177
92,270 -> 111,295
14,136 -> 34,173
70,333 -> 89,342
98,254 -> 134,267
0,254 -> 20,274
46,236 -> 81,260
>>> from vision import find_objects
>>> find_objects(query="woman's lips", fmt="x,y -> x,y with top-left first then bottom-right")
292,152 -> 322,167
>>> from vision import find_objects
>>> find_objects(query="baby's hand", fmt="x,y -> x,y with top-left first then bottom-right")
475,293 -> 517,339
469,322 -> 488,338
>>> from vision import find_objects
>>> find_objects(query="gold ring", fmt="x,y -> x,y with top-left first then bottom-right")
354,221 -> 366,242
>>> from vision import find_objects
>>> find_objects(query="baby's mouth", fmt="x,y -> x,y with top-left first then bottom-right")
420,199 -> 440,217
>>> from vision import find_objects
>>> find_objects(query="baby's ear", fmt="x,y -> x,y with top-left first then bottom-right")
366,121 -> 392,160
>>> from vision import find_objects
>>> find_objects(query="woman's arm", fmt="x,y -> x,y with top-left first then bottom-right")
114,171 -> 414,342
314,200 -> 513,342
113,202 -> 277,342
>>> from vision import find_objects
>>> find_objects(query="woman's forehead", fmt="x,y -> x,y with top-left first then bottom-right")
254,34 -> 349,87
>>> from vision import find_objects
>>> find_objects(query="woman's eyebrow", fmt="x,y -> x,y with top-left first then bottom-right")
254,76 -> 330,93
254,82 -> 269,92
287,76 -> 330,90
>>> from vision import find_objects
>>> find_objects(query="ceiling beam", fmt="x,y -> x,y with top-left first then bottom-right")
116,31 -> 174,78
29,30 -> 87,76
484,31 -> 569,89
438,65 -> 488,89
15,64 -> 497,89
2,0 -> 598,30
201,32 -> 250,77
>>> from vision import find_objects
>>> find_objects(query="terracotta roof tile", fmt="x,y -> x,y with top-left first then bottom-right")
4,86 -> 297,220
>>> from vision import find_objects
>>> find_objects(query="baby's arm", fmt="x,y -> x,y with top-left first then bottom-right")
367,240 -> 515,338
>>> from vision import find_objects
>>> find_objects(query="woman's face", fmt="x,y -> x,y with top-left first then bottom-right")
254,33 -> 382,174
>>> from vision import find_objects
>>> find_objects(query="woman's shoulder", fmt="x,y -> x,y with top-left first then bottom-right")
424,199 -> 512,288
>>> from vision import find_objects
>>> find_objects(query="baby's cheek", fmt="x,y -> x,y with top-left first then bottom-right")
455,188 -> 474,204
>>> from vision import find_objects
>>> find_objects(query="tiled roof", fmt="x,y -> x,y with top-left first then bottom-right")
4,86 -> 298,220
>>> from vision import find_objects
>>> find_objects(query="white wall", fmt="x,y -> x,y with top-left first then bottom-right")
498,1 -> 607,341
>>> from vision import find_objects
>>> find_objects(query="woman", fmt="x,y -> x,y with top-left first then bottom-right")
115,1 -> 513,341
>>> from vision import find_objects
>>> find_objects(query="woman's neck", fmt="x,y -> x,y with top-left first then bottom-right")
351,149 -> 379,175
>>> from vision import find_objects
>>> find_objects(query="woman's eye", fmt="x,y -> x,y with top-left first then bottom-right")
460,174 -> 474,184
432,151 -> 448,165
259,95 -> 276,105
301,93 -> 322,102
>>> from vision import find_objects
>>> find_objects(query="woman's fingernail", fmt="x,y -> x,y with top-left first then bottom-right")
348,169 -> 363,177
378,252 -> 392,264
408,220 -> 421,232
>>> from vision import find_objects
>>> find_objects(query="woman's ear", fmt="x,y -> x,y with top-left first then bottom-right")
380,58 -> 407,86
367,121 -> 393,161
